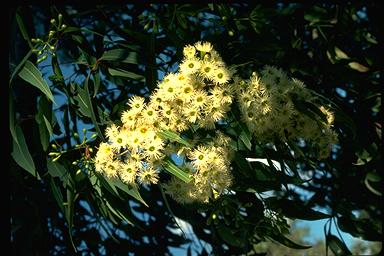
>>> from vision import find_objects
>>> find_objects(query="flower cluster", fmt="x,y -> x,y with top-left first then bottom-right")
94,41 -> 339,205
234,66 -> 338,159
94,41 -> 235,204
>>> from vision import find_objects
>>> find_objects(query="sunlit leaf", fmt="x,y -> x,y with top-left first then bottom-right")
163,158 -> 193,183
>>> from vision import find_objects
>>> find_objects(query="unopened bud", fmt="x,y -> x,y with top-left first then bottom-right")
61,24 -> 67,30
228,30 -> 234,36
82,128 -> 87,134
76,169 -> 82,175
58,14 -> 63,21
52,156 -> 61,162
50,19 -> 56,24
91,134 -> 98,139
48,152 -> 58,156
31,38 -> 38,43
72,161 -> 78,165
51,144 -> 57,150
49,31 -> 55,36
88,148 -> 93,153
50,45 -> 55,51
74,132 -> 79,138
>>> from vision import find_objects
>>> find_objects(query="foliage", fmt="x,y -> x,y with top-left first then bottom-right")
10,3 -> 382,255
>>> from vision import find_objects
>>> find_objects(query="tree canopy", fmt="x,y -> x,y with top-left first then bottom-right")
10,3 -> 382,255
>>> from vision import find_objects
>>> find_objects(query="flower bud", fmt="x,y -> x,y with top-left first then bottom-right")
61,24 -> 67,30
50,19 -> 56,24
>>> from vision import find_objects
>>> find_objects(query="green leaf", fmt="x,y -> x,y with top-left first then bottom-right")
108,68 -> 145,81
157,129 -> 192,147
47,159 -> 67,178
100,49 -> 139,64
105,201 -> 134,225
18,61 -> 56,104
92,70 -> 100,97
269,232 -> 311,249
326,234 -> 352,256
111,179 -> 148,207
11,126 -> 39,179
9,96 -> 18,144
75,76 -> 104,140
163,158 -> 193,183
9,49 -> 33,84
265,197 -> 330,220
49,177 -> 65,213
16,9 -> 32,48
35,97 -> 53,151
217,224 -> 246,247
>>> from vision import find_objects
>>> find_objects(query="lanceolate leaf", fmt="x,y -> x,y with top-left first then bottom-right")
326,234 -> 352,256
108,68 -> 145,81
265,197 -> 330,220
111,179 -> 148,207
47,160 -> 67,178
163,158 -> 193,183
49,177 -> 65,213
269,232 -> 312,249
11,126 -> 39,180
9,96 -> 18,144
157,129 -> 192,147
100,49 -> 139,64
18,61 -> 56,104
15,9 -> 32,48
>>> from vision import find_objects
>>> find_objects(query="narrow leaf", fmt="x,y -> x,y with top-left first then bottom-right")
108,68 -> 145,81
9,49 -> 32,84
326,234 -> 352,256
15,10 -> 32,48
100,49 -> 139,64
163,159 -> 193,183
269,232 -> 312,249
9,96 -> 18,144
18,61 -> 56,104
157,130 -> 192,147
49,177 -> 65,213
11,126 -> 39,179
112,179 -> 148,207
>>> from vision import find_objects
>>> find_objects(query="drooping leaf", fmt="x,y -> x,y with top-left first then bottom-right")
9,96 -> 17,144
9,49 -> 32,84
92,70 -> 100,97
49,177 -> 65,213
265,197 -> 330,220
111,179 -> 148,207
18,61 -> 56,104
326,234 -> 352,256
11,126 -> 39,179
268,232 -> 312,249
15,9 -> 32,48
